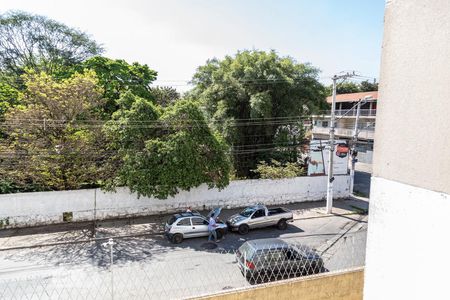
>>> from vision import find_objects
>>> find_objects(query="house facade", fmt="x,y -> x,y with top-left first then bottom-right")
310,91 -> 378,164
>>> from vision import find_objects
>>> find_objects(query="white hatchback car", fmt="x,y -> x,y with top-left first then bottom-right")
165,208 -> 227,244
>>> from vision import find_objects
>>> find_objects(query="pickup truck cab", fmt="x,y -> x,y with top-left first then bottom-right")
226,204 -> 294,235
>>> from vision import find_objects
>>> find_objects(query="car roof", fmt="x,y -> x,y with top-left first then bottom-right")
173,212 -> 202,219
246,204 -> 266,210
246,238 -> 289,250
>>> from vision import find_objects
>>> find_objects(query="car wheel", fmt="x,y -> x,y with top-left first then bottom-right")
238,224 -> 249,235
277,219 -> 288,230
171,233 -> 183,244
216,229 -> 224,239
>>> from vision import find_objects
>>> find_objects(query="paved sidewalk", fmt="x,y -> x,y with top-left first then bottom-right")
355,162 -> 373,174
0,197 -> 368,250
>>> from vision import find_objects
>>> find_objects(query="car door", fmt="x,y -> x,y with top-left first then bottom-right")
190,217 -> 209,237
175,218 -> 193,237
284,247 -> 307,275
250,209 -> 267,228
263,248 -> 285,277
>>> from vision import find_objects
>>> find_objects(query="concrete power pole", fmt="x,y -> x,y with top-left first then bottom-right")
326,76 -> 338,214
349,95 -> 373,194
349,100 -> 362,194
326,72 -> 355,214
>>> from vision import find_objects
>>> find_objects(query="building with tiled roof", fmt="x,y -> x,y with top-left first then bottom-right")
310,90 -> 378,164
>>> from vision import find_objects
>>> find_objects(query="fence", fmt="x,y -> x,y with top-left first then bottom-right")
0,230 -> 366,299
0,175 -> 350,229
318,109 -> 377,117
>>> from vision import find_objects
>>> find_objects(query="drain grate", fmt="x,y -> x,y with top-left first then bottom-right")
201,242 -> 218,250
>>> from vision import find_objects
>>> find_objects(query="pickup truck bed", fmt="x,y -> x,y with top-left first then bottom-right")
267,207 -> 289,215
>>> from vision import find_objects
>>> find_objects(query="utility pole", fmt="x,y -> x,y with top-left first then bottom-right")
326,72 -> 355,214
350,100 -> 362,194
349,95 -> 373,194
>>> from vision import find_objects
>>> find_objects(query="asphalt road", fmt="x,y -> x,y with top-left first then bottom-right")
354,170 -> 371,197
0,212 -> 368,300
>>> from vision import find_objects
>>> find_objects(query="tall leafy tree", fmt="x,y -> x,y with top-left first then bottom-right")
80,56 -> 157,116
190,50 -> 326,178
0,71 -> 107,191
0,11 -> 103,83
149,86 -> 180,107
335,82 -> 361,94
104,95 -> 230,199
0,82 -> 19,120
359,80 -> 378,92
326,80 -> 378,96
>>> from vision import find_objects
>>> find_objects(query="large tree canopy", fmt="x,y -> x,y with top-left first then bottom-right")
104,94 -> 230,199
149,86 -> 180,107
0,11 -> 103,82
190,50 -> 327,178
0,71 -> 107,191
80,57 -> 157,116
0,82 -> 19,120
328,80 -> 379,95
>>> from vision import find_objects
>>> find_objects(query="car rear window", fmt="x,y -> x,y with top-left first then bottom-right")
238,242 -> 255,259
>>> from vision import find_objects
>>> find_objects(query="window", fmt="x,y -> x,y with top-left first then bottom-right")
192,217 -> 208,226
176,218 -> 191,226
240,207 -> 256,217
263,249 -> 285,262
167,216 -> 177,225
322,121 -> 329,127
285,248 -> 302,260
252,209 -> 265,219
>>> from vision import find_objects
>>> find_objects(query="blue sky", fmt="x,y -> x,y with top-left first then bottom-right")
1,0 -> 385,90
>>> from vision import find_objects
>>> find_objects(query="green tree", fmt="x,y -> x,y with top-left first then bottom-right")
149,86 -> 180,107
0,71 -> 107,191
336,82 -> 360,94
326,80 -> 378,96
0,11 -> 103,84
190,50 -> 326,178
359,80 -> 378,92
253,159 -> 304,179
104,95 -> 230,199
80,56 -> 157,116
0,82 -> 19,120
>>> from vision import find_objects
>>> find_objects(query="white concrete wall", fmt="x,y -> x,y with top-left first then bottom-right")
364,177 -> 450,300
364,1 -> 450,299
373,0 -> 450,194
0,175 -> 350,228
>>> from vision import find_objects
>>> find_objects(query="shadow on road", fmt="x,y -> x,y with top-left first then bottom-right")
3,222 -> 306,269
1,197 -> 369,270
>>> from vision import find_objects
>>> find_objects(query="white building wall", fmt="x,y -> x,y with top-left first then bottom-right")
364,177 -> 450,300
364,0 -> 450,299
0,175 -> 350,228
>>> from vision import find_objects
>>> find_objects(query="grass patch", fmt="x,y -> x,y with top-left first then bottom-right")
353,190 -> 368,198
350,205 -> 368,215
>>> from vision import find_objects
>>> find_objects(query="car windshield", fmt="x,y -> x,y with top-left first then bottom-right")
167,216 -> 177,225
240,208 -> 256,217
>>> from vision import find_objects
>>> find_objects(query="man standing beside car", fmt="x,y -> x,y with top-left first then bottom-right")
208,213 -> 218,242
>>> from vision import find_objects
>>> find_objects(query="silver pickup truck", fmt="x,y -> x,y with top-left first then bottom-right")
226,204 -> 294,235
